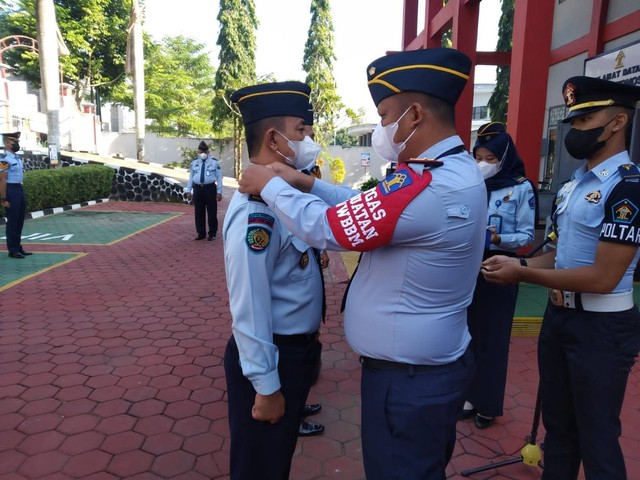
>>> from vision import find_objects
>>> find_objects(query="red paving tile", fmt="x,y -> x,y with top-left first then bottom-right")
1,199 -> 639,479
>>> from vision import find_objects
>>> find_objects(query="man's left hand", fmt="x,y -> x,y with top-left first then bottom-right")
238,165 -> 276,195
481,255 -> 522,285
217,193 -> 222,202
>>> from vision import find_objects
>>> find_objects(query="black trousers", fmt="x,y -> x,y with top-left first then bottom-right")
466,272 -> 518,417
193,183 -> 218,238
5,184 -> 26,254
539,302 -> 640,480
224,335 -> 321,480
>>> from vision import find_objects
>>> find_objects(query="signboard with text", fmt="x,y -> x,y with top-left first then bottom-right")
584,39 -> 640,87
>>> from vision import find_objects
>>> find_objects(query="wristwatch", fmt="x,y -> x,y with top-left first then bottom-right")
519,258 -> 528,267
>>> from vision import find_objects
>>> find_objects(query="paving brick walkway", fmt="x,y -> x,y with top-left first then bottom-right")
1,199 -> 639,479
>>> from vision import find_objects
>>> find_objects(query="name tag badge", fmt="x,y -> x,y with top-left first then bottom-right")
206,170 -> 212,176
488,214 -> 503,234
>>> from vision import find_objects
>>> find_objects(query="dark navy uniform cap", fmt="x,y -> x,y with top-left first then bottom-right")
198,140 -> 209,151
366,47 -> 472,107
562,76 -> 640,122
473,122 -> 507,157
304,103 -> 314,126
2,131 -> 20,140
231,81 -> 311,126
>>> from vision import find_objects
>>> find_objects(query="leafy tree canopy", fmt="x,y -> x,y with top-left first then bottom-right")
488,0 -> 513,123
303,0 -> 341,147
112,35 -> 217,137
0,0 -> 131,107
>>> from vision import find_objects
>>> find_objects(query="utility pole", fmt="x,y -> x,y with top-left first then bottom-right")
127,0 -> 145,161
36,0 -> 67,166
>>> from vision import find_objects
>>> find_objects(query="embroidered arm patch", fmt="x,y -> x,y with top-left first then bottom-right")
600,180 -> 640,245
246,212 -> 275,253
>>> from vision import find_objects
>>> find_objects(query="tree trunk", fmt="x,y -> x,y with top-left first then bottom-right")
36,0 -> 62,165
129,0 -> 145,161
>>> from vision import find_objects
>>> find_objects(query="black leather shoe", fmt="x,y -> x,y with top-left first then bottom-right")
195,235 -> 206,240
302,404 -> 321,417
207,235 -> 215,241
298,421 -> 325,437
20,250 -> 33,256
8,252 -> 25,259
474,414 -> 494,429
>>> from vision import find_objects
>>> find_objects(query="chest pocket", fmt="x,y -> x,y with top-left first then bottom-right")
497,199 -> 516,216
572,199 -> 603,229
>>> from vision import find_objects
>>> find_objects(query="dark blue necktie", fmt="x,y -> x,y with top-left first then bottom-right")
199,159 -> 206,184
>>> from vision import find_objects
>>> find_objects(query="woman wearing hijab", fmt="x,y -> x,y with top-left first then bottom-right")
462,122 -> 538,429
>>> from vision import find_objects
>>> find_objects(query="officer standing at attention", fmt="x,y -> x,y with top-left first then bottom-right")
1,131 -> 31,259
483,76 -> 640,479
185,141 -> 223,240
237,48 -> 487,480
223,81 -> 324,480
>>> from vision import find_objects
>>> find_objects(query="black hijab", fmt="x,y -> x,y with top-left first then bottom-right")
473,122 -> 539,222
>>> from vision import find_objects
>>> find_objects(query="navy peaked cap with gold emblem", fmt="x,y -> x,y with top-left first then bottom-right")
473,122 -> 507,157
562,76 -> 640,122
366,47 -> 472,107
230,81 -> 311,126
2,131 -> 20,140
198,140 -> 209,151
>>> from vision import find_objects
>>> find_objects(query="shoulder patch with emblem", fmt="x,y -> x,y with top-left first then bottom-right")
379,170 -> 414,195
612,199 -> 638,224
246,226 -> 271,253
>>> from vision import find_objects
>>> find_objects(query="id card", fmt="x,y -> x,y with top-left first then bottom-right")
488,214 -> 503,234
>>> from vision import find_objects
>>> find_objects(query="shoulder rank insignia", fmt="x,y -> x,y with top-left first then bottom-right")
618,164 -> 640,183
249,194 -> 267,204
407,158 -> 444,170
516,176 -> 527,184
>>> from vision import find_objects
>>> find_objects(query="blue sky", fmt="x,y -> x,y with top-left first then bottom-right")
144,0 -> 501,122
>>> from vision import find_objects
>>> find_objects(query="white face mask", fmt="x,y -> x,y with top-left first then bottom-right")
276,132 -> 321,170
198,152 -> 208,160
371,107 -> 417,162
477,161 -> 499,179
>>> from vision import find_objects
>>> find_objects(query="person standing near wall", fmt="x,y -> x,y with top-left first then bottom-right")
185,141 -> 223,241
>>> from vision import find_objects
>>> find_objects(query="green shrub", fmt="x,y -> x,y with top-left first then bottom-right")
359,177 -> 380,191
0,165 -> 115,216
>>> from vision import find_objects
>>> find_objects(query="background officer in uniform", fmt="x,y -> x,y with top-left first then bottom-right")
462,122 -> 537,429
223,81 -> 324,480
185,141 -> 223,240
483,76 -> 640,479
237,48 -> 487,480
1,131 -> 31,259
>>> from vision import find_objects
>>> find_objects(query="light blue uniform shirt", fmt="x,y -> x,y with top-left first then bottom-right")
261,136 -> 487,365
186,156 -> 223,193
2,151 -> 24,184
487,182 -> 535,252
554,151 -> 640,293
223,192 -> 323,395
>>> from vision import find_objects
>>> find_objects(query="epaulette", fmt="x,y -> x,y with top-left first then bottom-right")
249,194 -> 267,204
407,158 -> 444,170
516,176 -> 527,184
617,164 -> 640,183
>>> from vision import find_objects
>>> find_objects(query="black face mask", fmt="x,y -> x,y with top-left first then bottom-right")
564,116 -> 616,160
9,142 -> 20,153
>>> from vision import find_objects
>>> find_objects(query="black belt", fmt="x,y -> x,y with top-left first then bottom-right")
6,183 -> 22,187
273,332 -> 319,347
194,183 -> 216,188
360,356 -> 455,372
